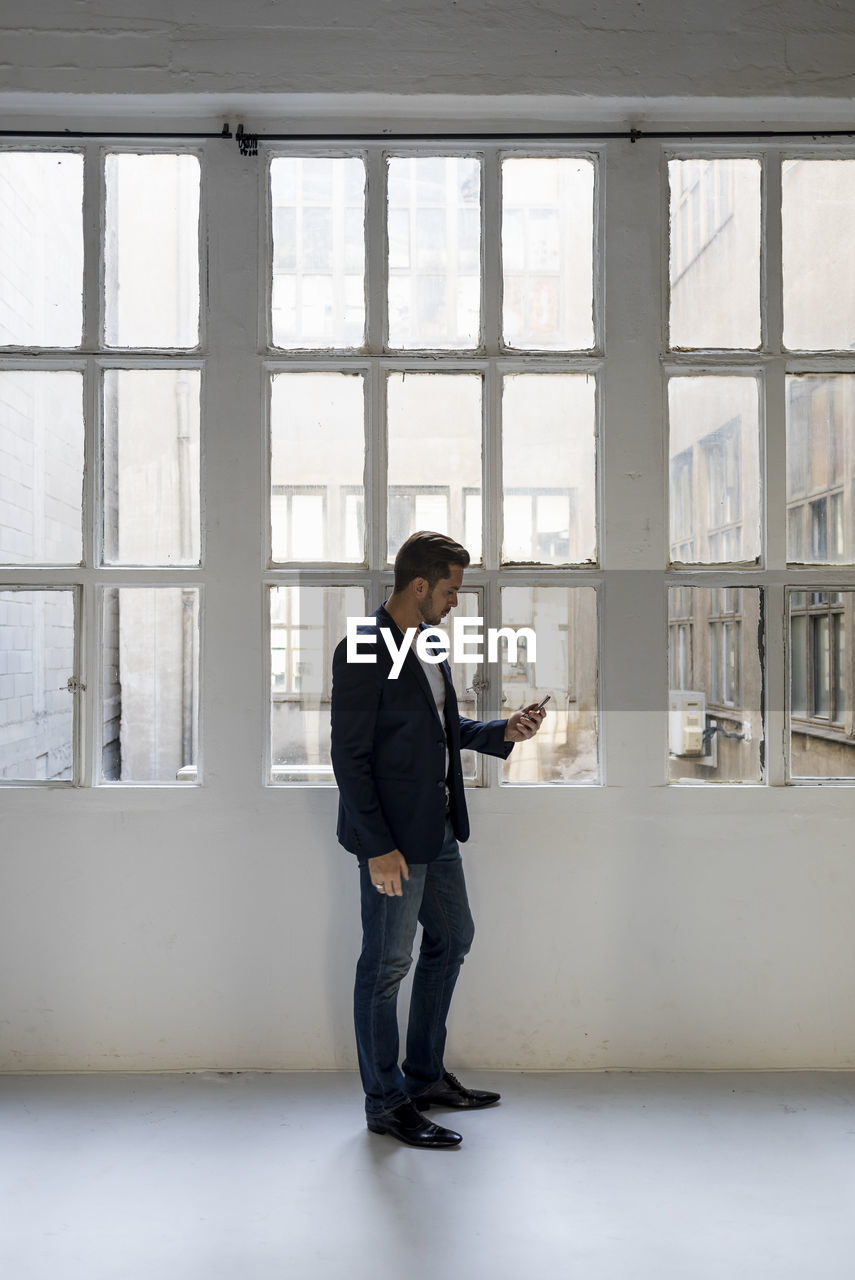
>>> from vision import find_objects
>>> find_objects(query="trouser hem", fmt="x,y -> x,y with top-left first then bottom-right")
364,1095 -> 410,1119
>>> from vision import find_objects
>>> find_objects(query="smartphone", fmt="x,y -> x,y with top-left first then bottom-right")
533,694 -> 551,711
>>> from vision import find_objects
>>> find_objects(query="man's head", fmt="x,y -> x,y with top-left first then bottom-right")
392,530 -> 470,627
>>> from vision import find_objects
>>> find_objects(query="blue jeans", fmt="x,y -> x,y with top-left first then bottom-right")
354,817 -> 475,1118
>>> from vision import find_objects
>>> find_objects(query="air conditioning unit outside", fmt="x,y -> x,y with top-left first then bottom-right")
669,689 -> 706,756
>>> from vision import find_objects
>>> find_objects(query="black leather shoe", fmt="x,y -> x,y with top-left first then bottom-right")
412,1071 -> 501,1110
366,1100 -> 462,1148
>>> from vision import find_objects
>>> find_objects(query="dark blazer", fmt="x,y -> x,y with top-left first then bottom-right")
331,604 -> 514,863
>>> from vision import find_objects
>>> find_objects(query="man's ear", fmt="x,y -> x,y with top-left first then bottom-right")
411,576 -> 429,599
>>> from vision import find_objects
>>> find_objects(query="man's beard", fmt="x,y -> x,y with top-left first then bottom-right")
418,594 -> 445,627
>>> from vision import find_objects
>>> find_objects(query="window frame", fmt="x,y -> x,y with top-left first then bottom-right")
5,132 -> 855,790
262,141 -> 605,787
664,141 -> 855,786
0,139 -> 208,788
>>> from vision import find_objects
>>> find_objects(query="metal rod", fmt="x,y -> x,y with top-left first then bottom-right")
223,127 -> 855,143
0,124 -> 233,140
0,124 -> 852,144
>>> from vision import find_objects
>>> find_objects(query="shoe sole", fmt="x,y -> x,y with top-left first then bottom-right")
414,1097 -> 500,1111
366,1120 -> 462,1147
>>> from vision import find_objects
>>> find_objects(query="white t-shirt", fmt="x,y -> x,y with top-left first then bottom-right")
417,628 -> 450,780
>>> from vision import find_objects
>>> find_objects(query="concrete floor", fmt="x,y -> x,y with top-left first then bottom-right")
2,1070 -> 855,1280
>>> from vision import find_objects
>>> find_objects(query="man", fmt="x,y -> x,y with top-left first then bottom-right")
330,530 -> 546,1148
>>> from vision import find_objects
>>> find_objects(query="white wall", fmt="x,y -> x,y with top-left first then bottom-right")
1,0 -> 854,100
3,0 -> 855,1072
4,785 -> 855,1071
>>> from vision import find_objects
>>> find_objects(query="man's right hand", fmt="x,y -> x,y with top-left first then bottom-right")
368,849 -> 410,897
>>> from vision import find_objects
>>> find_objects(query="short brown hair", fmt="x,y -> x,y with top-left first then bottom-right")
393,530 -> 470,593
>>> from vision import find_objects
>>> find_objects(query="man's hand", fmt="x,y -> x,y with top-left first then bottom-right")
368,848 -> 410,897
504,703 -> 548,742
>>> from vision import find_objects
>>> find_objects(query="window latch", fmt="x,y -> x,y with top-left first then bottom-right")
66,676 -> 86,694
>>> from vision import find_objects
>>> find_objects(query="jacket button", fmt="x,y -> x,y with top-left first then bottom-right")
436,780 -> 445,789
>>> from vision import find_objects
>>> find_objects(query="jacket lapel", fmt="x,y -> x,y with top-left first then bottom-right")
375,605 -> 442,722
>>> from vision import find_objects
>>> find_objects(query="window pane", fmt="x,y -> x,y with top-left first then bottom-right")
668,586 -> 763,783
387,373 -> 481,562
789,591 -> 855,778
0,152 -> 83,347
502,374 -> 597,565
0,588 -> 75,781
0,371 -> 83,565
502,157 -> 595,350
270,372 -> 365,563
783,160 -> 855,351
105,154 -> 200,349
102,369 -> 201,566
669,158 -> 760,350
668,376 -> 761,565
500,586 -> 599,783
387,157 -> 481,349
101,587 -> 199,783
271,157 -> 365,349
270,584 -> 364,782
786,375 -> 854,564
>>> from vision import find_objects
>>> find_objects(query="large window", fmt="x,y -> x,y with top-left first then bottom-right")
4,135 -> 855,790
0,148 -> 202,784
265,147 -> 601,785
668,151 -> 855,784
667,161 -> 764,785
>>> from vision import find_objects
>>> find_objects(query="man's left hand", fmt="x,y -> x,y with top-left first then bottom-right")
504,703 -> 548,742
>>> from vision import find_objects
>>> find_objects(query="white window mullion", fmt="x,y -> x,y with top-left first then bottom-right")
201,140 -> 260,790
593,147 -> 606,355
67,583 -> 84,787
367,359 -> 386,570
600,139 -> 668,787
365,148 -> 387,569
764,154 -> 788,785
483,360 -> 501,575
764,154 -> 787,571
82,145 -> 102,354
72,144 -> 104,785
482,148 -> 501,353
365,149 -> 386,354
79,357 -> 100,786
79,148 -> 103,784
482,148 -> 502,580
